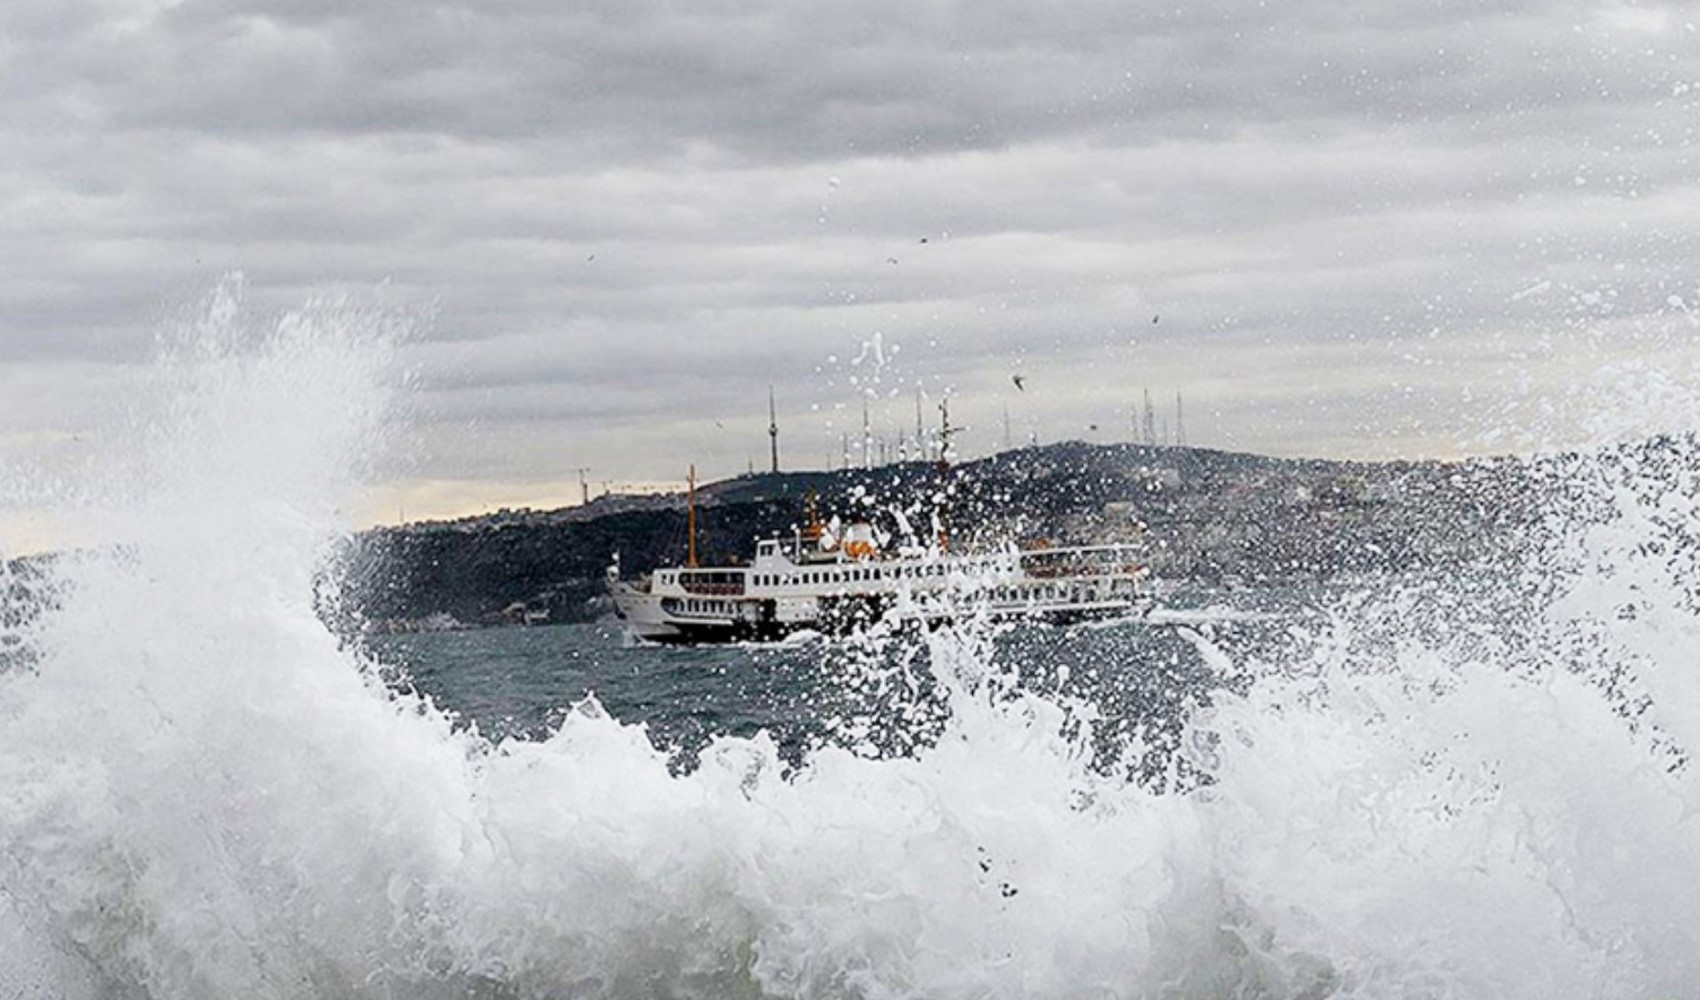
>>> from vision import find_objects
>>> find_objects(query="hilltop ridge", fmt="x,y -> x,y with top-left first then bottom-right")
336,441 -> 1540,631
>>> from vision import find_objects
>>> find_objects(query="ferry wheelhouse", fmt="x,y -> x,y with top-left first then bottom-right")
607,487 -> 1149,643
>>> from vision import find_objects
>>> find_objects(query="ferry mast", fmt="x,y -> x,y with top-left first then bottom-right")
686,464 -> 698,568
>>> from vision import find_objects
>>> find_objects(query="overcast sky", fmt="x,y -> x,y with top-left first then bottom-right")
3,0 -> 1700,544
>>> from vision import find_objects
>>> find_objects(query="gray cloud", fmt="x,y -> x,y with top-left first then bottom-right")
4,0 -> 1700,541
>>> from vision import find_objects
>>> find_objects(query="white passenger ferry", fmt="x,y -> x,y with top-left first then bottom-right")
607,496 -> 1150,643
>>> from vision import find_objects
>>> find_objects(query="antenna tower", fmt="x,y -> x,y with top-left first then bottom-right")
862,398 -> 872,469
768,386 -> 780,474
915,389 -> 926,458
937,397 -> 964,471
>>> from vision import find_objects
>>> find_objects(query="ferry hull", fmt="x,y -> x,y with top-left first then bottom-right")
626,621 -> 792,645
612,583 -> 1148,644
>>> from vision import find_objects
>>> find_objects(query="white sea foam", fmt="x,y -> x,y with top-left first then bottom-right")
3,285 -> 1699,998
1146,605 -> 1277,626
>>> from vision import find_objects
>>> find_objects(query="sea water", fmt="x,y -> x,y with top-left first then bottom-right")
3,286 -> 1700,998
361,596 -> 1286,757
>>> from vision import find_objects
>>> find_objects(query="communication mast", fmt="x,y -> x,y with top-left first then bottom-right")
937,397 -> 962,470
915,389 -> 926,459
768,386 -> 780,474
862,398 -> 872,469
935,397 -> 959,554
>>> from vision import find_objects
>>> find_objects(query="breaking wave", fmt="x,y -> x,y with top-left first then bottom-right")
3,284 -> 1699,998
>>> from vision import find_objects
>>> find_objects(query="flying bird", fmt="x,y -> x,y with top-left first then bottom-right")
1011,374 -> 1026,391
1152,314 -> 1159,324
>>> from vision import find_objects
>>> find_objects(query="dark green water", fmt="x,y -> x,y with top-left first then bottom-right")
364,589 -> 1311,775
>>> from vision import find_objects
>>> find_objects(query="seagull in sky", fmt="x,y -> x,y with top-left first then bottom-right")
1011,374 -> 1026,391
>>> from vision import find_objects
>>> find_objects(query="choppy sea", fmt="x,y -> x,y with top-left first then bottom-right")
364,592 -> 1293,774
5,286 -> 1700,998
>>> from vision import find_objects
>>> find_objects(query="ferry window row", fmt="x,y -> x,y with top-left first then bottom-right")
751,565 -> 955,587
